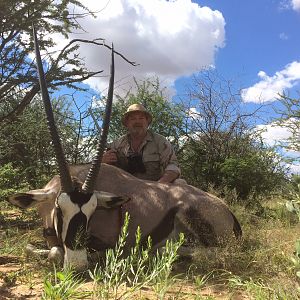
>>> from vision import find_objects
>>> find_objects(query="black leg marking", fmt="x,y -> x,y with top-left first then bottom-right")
231,212 -> 242,238
87,234 -> 115,251
141,205 -> 180,248
106,196 -> 130,208
55,206 -> 63,245
184,207 -> 217,247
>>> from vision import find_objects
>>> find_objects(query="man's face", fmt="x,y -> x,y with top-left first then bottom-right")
125,111 -> 149,136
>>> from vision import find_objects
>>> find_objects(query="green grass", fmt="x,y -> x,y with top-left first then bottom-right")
1,198 -> 300,299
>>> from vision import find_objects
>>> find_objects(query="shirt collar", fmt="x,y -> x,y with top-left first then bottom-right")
125,130 -> 153,153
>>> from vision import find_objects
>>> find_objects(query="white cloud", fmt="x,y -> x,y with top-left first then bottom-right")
256,122 -> 300,173
256,123 -> 293,146
279,0 -> 300,12
286,162 -> 300,174
291,0 -> 300,11
279,32 -> 288,40
53,0 -> 225,93
241,61 -> 300,103
188,107 -> 202,119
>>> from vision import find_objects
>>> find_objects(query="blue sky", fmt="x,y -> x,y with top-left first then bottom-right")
196,0 -> 300,172
201,0 -> 300,81
51,0 -> 300,171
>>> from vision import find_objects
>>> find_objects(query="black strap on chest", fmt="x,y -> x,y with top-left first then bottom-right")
127,153 -> 146,174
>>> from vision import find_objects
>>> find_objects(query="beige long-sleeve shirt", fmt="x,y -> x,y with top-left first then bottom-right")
108,130 -> 180,181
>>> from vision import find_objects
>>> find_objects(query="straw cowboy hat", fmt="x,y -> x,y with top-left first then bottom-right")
122,103 -> 153,126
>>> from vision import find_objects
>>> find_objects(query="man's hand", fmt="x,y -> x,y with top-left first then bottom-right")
102,149 -> 118,164
158,170 -> 179,184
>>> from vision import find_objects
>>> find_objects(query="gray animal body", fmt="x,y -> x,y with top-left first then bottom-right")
9,162 -> 241,263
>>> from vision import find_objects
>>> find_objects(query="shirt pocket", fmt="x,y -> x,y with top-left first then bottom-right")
143,153 -> 161,180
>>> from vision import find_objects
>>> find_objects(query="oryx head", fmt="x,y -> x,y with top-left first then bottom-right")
28,26 -> 126,271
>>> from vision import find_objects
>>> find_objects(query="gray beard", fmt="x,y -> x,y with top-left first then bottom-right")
129,127 -> 147,137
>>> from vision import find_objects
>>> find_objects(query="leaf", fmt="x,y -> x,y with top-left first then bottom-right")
286,201 -> 296,212
295,240 -> 300,255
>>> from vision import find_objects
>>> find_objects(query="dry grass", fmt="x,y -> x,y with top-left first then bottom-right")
0,198 -> 300,299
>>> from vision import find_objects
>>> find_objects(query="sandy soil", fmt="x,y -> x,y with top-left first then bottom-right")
0,253 -> 249,300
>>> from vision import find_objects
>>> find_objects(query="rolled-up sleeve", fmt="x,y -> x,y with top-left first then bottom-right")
160,139 -> 181,176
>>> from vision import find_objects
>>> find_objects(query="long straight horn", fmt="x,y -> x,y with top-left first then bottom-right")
83,45 -> 115,193
32,25 -> 73,193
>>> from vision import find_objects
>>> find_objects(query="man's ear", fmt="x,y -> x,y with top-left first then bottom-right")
95,191 -> 130,208
8,189 -> 57,209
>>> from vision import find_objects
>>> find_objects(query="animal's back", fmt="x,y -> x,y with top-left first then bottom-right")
70,163 -> 240,246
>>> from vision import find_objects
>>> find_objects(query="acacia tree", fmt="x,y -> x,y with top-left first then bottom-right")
0,96 -> 81,188
0,0 -> 136,122
274,93 -> 300,156
178,70 -> 287,199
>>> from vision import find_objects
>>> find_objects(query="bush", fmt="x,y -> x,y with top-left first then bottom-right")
0,163 -> 30,200
220,153 -> 287,200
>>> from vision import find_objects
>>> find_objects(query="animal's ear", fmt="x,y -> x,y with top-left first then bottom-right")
8,189 -> 57,209
95,191 -> 130,208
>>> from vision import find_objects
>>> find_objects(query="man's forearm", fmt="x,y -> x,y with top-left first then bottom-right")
158,170 -> 179,183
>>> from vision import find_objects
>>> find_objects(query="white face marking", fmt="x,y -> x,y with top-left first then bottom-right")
81,194 -> 97,226
55,192 -> 98,270
56,193 -> 80,242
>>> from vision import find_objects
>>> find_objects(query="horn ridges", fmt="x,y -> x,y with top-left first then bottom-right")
32,25 -> 73,192
83,45 -> 115,192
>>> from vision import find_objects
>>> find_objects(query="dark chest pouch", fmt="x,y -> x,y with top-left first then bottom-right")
126,154 -> 146,174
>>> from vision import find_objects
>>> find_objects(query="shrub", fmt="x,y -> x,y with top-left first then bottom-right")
0,163 -> 30,200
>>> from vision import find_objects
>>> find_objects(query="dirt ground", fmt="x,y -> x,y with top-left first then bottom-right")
0,253 -> 250,300
0,208 -> 249,299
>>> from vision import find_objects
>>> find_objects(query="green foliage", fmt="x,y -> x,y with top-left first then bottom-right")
0,163 -> 30,199
274,94 -> 300,156
180,135 -> 287,201
89,212 -> 184,299
220,152 -> 286,200
228,275 -> 293,300
42,268 -> 91,300
178,71 -> 288,201
0,97 -> 83,191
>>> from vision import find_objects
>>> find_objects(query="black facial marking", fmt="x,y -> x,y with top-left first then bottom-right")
55,206 -> 63,243
64,212 -> 88,250
11,194 -> 35,209
69,189 -> 93,207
